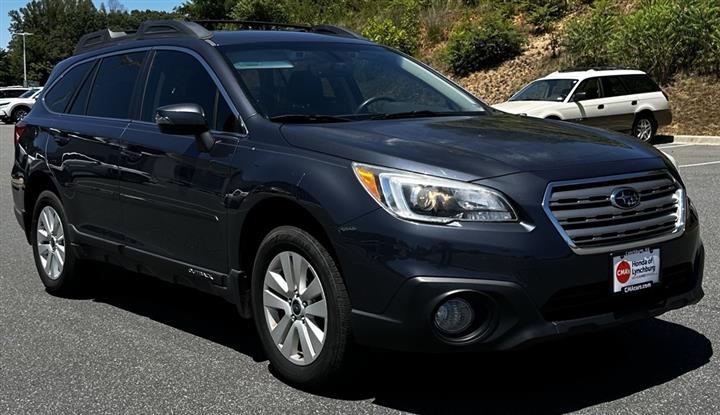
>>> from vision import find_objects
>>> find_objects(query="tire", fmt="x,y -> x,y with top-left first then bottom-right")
251,226 -> 352,387
632,114 -> 657,142
11,107 -> 29,123
30,190 -> 83,294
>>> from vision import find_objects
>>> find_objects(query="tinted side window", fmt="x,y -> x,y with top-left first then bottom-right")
622,74 -> 660,94
601,76 -> 629,97
215,94 -> 239,132
3,90 -> 27,98
572,78 -> 601,100
87,52 -> 146,119
44,62 -> 93,112
141,50 -> 236,131
69,63 -> 98,115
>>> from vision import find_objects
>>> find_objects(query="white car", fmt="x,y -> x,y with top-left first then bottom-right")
493,68 -> 671,141
0,87 -> 43,124
0,86 -> 32,99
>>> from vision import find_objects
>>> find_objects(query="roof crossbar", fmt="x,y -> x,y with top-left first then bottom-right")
73,19 -> 366,55
74,20 -> 212,55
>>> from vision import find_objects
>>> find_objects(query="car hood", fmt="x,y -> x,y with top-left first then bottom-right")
493,100 -> 560,115
279,114 -> 664,181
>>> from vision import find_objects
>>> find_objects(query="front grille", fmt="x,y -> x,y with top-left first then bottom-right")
541,263 -> 696,321
544,171 -> 685,254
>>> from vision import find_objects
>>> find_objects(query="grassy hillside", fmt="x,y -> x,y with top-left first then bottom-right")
297,0 -> 719,135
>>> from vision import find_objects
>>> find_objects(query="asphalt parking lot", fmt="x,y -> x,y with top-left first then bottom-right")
1,124 -> 718,415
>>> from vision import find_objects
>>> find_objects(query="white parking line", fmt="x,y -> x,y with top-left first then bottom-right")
679,160 -> 720,168
657,144 -> 698,149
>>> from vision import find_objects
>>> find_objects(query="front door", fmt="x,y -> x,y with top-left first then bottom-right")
117,49 -> 242,273
569,77 -> 607,128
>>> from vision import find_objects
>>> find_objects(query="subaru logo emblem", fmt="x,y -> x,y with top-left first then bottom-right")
610,187 -> 641,209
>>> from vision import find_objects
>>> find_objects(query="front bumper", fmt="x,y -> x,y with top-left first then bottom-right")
339,181 -> 704,352
352,245 -> 704,352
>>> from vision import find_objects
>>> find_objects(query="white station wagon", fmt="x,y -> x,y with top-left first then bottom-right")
493,68 -> 671,141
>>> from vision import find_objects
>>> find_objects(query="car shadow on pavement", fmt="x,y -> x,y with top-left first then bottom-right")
328,318 -> 712,414
63,263 -> 711,414
64,262 -> 267,362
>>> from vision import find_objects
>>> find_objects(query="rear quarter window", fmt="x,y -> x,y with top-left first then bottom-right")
622,74 -> 661,94
44,61 -> 93,113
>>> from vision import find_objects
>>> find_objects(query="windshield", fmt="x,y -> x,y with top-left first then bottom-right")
219,42 -> 485,121
19,88 -> 40,98
509,79 -> 578,102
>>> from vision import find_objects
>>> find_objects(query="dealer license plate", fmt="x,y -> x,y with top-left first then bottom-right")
612,248 -> 660,294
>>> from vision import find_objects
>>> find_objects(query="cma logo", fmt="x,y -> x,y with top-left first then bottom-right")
188,268 -> 214,281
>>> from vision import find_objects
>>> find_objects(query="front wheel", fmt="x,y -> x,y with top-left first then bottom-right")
251,226 -> 352,387
633,115 -> 657,142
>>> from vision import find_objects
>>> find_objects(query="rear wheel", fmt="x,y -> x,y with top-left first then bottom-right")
30,191 -> 83,294
251,226 -> 352,386
633,114 -> 657,142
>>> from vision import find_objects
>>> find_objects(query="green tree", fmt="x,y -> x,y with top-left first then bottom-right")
231,0 -> 290,23
0,50 -> 19,86
6,0 -> 105,85
5,0 -> 178,85
176,0 -> 236,19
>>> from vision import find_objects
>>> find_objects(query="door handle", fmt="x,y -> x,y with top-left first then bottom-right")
597,104 -> 605,110
631,100 -> 638,106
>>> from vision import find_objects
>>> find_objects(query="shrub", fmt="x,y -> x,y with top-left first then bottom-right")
362,0 -> 421,55
681,0 -> 720,76
443,12 -> 524,76
613,0 -> 685,83
564,0 -> 720,83
230,0 -> 290,23
563,0 -> 621,67
422,0 -> 463,44
522,0 -> 568,33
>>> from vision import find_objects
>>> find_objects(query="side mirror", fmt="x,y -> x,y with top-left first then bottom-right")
572,91 -> 588,102
155,103 -> 214,152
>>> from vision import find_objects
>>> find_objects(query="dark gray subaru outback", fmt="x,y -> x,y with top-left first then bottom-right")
10,20 -> 704,386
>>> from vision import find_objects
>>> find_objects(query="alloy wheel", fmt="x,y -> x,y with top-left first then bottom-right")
262,251 -> 327,366
36,206 -> 66,280
13,109 -> 28,123
635,118 -> 653,141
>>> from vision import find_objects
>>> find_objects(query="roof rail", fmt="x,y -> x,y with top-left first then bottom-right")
558,66 -> 634,72
193,19 -> 366,40
74,20 -> 212,55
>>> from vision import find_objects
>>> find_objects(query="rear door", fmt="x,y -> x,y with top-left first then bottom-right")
43,52 -> 147,243
598,76 -> 636,131
118,49 -> 242,273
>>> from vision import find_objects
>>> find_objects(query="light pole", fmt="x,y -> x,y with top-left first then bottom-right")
13,32 -> 33,87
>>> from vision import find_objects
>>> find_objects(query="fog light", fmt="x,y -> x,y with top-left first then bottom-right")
434,298 -> 474,335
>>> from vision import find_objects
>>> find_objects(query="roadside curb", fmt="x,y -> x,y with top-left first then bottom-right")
672,135 -> 720,145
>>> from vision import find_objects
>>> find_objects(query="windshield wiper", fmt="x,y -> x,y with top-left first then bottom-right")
269,114 -> 352,124
369,110 -> 484,120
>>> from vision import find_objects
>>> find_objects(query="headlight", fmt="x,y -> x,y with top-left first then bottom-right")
353,163 -> 517,224
0,102 -> 10,107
